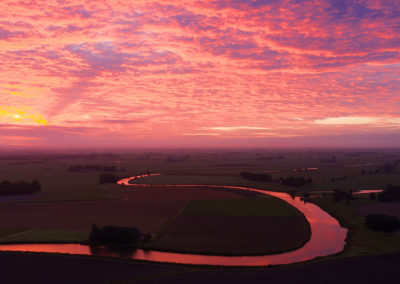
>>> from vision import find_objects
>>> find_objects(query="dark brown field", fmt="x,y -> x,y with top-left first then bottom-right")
154,215 -> 310,255
0,187 -> 242,233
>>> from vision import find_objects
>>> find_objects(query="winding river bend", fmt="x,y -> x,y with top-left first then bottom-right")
0,176 -> 348,267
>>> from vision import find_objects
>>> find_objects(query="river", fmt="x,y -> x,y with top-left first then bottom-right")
0,175 -> 348,266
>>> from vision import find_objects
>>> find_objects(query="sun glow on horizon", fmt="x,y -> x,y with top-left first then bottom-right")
0,107 -> 48,126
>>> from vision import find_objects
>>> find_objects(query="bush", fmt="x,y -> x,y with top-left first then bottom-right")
377,185 -> 400,202
69,164 -> 118,173
240,171 -> 272,182
333,189 -> 354,203
143,233 -> 152,242
366,214 -> 399,232
370,193 -> 376,200
280,176 -> 312,188
89,224 -> 142,246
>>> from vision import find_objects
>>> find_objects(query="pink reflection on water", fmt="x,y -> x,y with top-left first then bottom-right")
0,178 -> 348,267
117,173 -> 160,185
355,189 -> 383,194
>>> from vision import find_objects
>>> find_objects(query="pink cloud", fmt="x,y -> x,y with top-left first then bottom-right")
0,0 -> 399,147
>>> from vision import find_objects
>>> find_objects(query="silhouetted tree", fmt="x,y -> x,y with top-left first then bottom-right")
240,171 -> 273,182
280,176 -> 312,187
89,224 -> 142,246
370,193 -> 376,200
378,184 -> 400,202
333,189 -> 353,203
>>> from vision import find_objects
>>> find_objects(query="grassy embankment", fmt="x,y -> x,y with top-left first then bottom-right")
310,194 -> 400,259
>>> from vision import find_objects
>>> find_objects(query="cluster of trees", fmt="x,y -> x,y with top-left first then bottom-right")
240,171 -> 273,182
362,169 -> 381,175
165,155 -> 190,163
333,189 -> 354,202
279,176 -> 312,188
320,156 -> 337,163
377,185 -> 400,202
361,164 -> 396,175
366,214 -> 400,232
89,224 -> 142,246
330,176 -> 348,182
0,180 -> 41,195
99,173 -> 118,184
255,155 -> 285,161
382,163 -> 395,173
69,164 -> 126,173
0,153 -> 120,162
239,171 -> 312,188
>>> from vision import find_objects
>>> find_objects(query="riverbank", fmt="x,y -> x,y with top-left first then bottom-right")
310,195 -> 400,258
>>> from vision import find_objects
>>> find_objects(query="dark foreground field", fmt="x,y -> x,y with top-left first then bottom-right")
1,251 -> 399,284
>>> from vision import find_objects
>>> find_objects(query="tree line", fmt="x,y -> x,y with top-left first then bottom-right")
0,180 -> 41,195
240,171 -> 273,182
240,171 -> 312,187
69,164 -> 126,173
376,184 -> 400,202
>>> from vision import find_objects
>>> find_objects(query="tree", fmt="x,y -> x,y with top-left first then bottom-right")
240,171 -> 272,182
89,224 -> 142,246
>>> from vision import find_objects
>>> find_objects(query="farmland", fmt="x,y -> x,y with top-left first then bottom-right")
153,196 -> 310,255
0,148 -> 399,262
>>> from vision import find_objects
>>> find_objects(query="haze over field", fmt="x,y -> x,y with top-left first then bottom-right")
0,0 -> 399,148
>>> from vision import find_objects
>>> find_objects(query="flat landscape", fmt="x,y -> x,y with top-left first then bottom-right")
3,1 -> 400,282
0,149 -> 399,281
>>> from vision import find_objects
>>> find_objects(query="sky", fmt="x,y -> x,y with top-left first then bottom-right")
0,0 -> 399,148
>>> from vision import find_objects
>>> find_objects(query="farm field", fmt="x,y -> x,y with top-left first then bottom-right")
153,197 -> 310,255
0,186 -> 244,243
0,149 -> 399,260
